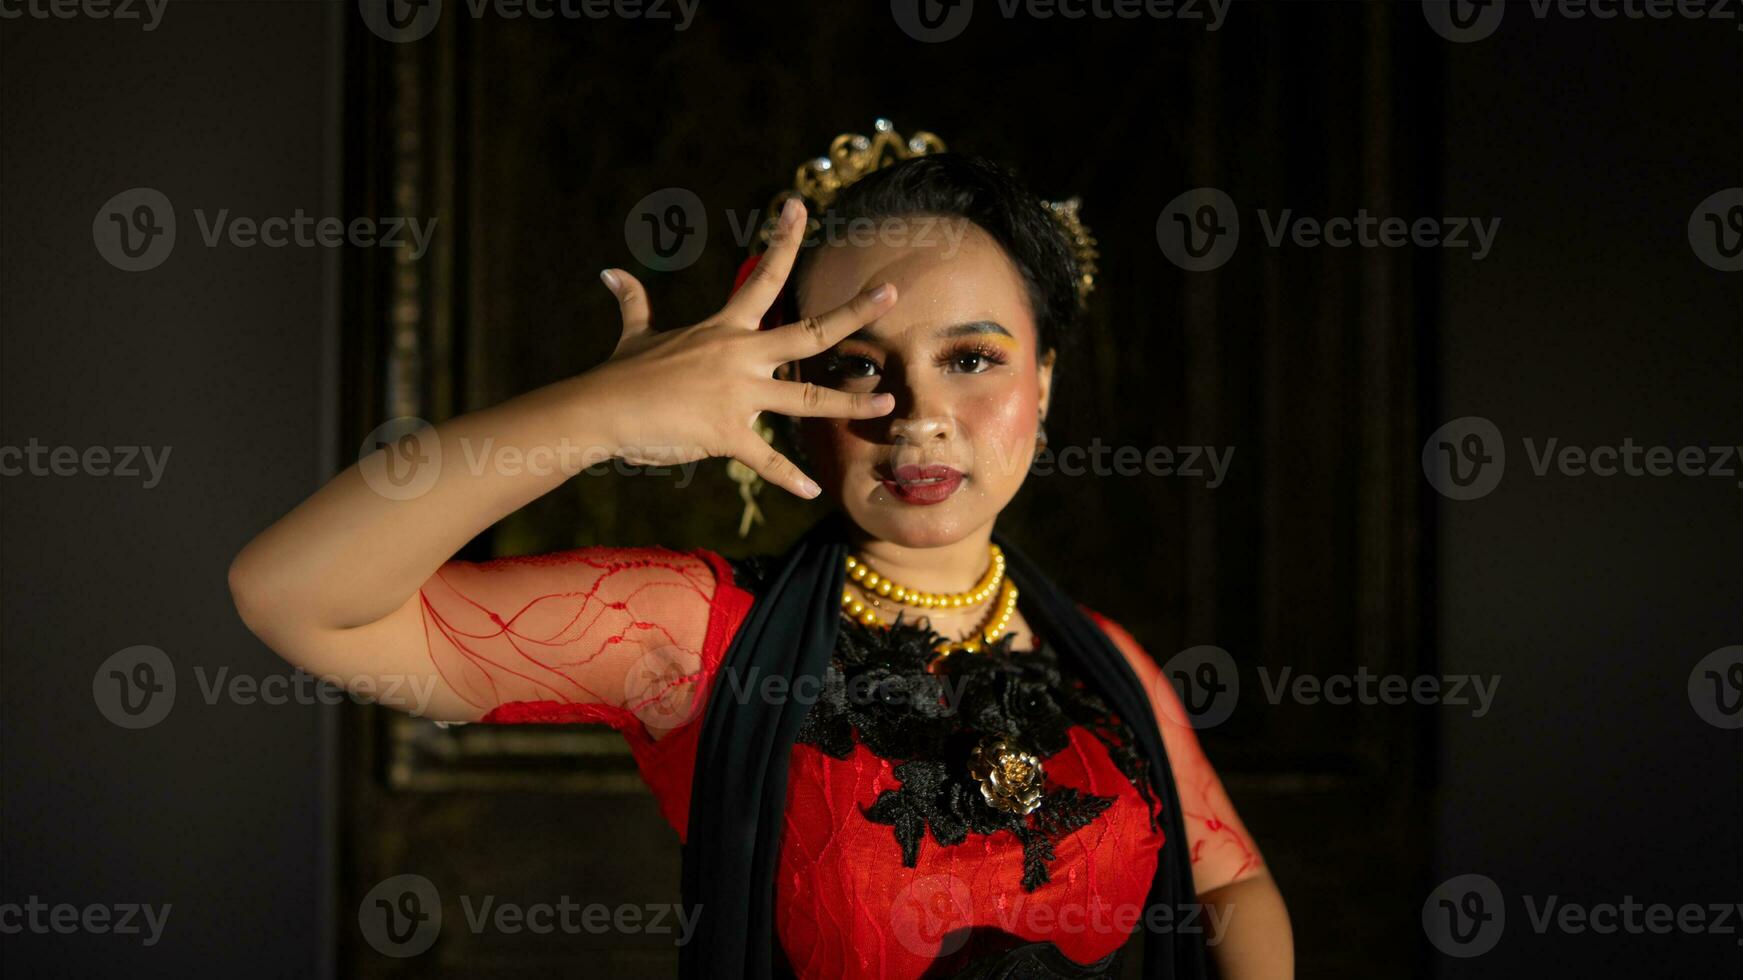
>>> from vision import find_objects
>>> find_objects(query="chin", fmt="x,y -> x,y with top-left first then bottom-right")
856,516 -> 968,549
841,487 -> 999,550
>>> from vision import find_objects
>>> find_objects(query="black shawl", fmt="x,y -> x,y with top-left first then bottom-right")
680,511 -> 1210,978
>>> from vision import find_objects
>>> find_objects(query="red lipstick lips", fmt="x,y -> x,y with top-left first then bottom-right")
881,464 -> 964,505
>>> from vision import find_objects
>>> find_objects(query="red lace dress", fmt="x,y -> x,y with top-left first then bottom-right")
419,545 -> 1262,978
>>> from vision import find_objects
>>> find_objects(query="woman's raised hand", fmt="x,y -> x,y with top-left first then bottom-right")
228,201 -> 895,722
588,198 -> 896,498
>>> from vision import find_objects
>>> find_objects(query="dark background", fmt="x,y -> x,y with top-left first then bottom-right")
2,1 -> 1738,977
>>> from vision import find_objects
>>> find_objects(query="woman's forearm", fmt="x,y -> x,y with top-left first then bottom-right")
228,373 -> 611,636
1202,870 -> 1295,979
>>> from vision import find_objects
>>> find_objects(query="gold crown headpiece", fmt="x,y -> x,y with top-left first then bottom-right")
749,118 -> 1099,305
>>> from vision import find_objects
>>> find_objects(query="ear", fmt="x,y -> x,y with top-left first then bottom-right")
1037,348 -> 1057,421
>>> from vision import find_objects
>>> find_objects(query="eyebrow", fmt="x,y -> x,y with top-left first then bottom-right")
940,320 -> 1013,339
842,320 -> 1014,344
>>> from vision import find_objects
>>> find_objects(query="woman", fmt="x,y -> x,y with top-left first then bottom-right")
228,138 -> 1294,977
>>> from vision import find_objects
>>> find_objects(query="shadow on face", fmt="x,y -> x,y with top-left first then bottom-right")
787,218 -> 1057,549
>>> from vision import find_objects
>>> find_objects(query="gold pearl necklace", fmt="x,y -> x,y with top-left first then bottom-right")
840,544 -> 1019,659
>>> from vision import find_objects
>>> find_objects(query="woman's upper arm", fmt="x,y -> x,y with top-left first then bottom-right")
257,545 -> 723,724
1088,609 -> 1267,896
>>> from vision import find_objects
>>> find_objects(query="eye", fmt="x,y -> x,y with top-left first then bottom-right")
822,351 -> 880,380
940,342 -> 1009,374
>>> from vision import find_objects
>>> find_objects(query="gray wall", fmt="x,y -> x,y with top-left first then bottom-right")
1434,13 -> 1742,977
1,3 -> 340,975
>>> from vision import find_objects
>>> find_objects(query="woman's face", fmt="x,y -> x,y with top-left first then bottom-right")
790,219 -> 1055,549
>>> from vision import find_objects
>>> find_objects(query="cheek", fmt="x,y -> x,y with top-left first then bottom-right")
963,380 -> 1039,473
801,419 -> 867,480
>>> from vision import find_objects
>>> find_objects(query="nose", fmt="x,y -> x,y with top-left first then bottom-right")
888,412 -> 955,445
884,372 -> 956,446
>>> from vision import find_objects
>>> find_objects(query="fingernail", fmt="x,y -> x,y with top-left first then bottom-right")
599,269 -> 620,293
872,393 -> 895,412
798,476 -> 822,499
869,283 -> 893,303
780,197 -> 802,227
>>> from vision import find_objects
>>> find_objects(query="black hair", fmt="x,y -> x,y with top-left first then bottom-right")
783,153 -> 1085,358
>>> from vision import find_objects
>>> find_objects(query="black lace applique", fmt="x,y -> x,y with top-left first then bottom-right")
793,611 -> 1160,893
726,553 -> 779,595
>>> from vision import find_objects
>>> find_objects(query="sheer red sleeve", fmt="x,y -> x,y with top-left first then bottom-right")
1085,607 -> 1267,895
420,545 -> 753,839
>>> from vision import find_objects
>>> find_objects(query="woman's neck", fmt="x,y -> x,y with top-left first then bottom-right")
846,522 -> 998,595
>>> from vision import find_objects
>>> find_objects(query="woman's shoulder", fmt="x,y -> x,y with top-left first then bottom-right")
439,542 -> 764,610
